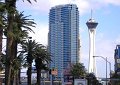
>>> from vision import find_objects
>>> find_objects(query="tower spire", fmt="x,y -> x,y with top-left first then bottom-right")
91,9 -> 93,19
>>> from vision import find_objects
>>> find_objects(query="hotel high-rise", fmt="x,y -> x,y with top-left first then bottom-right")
48,4 -> 80,78
114,45 -> 120,73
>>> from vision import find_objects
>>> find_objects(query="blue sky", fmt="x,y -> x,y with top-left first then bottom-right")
16,0 -> 120,78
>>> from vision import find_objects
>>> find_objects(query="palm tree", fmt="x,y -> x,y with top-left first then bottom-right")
34,45 -> 51,85
10,57 -> 22,85
4,10 -> 36,85
0,2 -> 5,55
0,0 -> 16,84
0,1 -> 6,73
0,0 -> 37,84
21,40 -> 38,85
3,0 -> 36,84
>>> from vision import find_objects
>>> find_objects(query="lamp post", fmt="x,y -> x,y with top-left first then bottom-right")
106,57 -> 107,85
108,62 -> 111,78
28,37 -> 32,41
93,56 -> 111,85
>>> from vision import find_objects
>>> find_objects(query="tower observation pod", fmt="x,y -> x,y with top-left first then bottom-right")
86,18 -> 98,74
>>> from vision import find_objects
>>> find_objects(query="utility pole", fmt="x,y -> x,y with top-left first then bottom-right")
106,57 -> 107,85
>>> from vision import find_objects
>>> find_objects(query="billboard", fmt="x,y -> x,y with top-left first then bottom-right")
117,59 -> 120,63
116,58 -> 120,73
51,69 -> 58,75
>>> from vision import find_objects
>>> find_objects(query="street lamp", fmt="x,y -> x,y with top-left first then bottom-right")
93,56 -> 111,85
28,37 -> 32,40
28,37 -> 32,44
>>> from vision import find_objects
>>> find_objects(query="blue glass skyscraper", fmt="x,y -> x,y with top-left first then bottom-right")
114,45 -> 120,73
48,4 -> 80,78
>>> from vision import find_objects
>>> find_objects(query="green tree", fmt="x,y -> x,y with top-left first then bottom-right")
86,73 -> 100,85
12,11 -> 35,85
4,0 -> 16,84
111,73 -> 120,85
34,45 -> 51,85
70,63 -> 87,79
0,1 -> 6,72
2,0 -> 37,85
3,10 -> 36,85
21,40 -> 38,85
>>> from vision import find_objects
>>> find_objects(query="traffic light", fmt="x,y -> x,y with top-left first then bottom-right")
49,69 -> 51,74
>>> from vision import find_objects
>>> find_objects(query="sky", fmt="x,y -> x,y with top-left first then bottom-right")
16,0 -> 120,78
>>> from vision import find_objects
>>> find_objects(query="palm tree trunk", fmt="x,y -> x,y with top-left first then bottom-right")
16,71 -> 19,85
5,9 -> 14,85
9,39 -> 18,85
35,59 -> 42,85
0,27 -> 3,70
36,68 -> 41,85
5,0 -> 16,85
5,63 -> 12,85
27,64 -> 32,85
12,71 -> 19,85
13,74 -> 16,85
12,70 -> 19,85
0,28 -> 2,55
18,69 -> 21,85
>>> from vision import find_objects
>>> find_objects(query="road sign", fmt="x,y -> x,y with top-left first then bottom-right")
51,69 -> 58,75
117,59 -> 120,63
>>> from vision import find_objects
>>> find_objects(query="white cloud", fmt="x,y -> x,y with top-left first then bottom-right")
103,0 -> 120,5
29,23 -> 48,46
17,0 -> 120,16
115,35 -> 120,45
95,38 -> 115,77
94,34 -> 120,77
16,0 -> 92,15
96,39 -> 115,60
72,0 -> 90,15
95,33 -> 116,62
17,0 -> 51,13
49,0 -> 70,6
49,0 -> 90,14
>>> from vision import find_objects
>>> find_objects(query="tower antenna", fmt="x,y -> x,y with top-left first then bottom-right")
91,9 -> 93,19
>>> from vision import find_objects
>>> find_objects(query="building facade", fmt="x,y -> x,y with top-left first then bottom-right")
114,45 -> 120,73
48,4 -> 80,79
